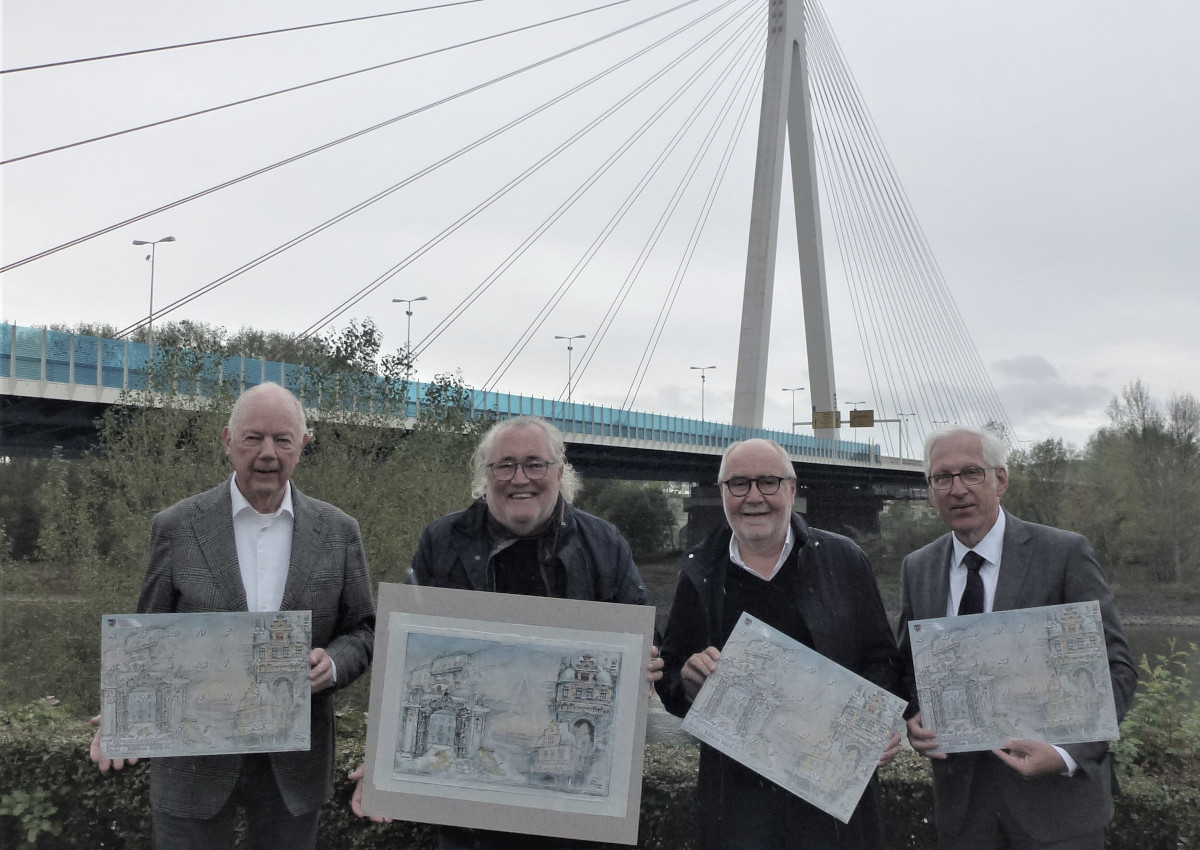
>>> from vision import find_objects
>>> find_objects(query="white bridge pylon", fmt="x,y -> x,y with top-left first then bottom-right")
731,0 -> 838,438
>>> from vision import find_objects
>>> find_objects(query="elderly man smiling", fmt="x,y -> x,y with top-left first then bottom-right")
352,415 -> 662,850
656,438 -> 903,850
90,382 -> 376,850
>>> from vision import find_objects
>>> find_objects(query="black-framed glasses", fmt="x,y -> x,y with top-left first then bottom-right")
927,466 -> 994,490
721,475 -> 788,497
487,459 -> 557,481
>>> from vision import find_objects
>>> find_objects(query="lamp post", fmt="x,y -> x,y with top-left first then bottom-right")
391,296 -> 428,368
554,334 -> 585,406
690,365 -> 716,421
782,386 -> 806,432
897,412 -> 915,459
131,236 -> 175,363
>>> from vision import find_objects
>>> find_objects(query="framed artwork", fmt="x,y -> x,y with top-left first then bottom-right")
361,583 -> 655,845
98,610 -> 312,759
907,600 -> 1120,753
682,613 -> 906,824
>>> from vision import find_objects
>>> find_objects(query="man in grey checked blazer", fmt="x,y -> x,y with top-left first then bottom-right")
90,382 -> 375,850
897,426 -> 1136,849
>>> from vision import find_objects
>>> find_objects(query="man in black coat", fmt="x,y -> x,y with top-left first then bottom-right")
352,415 -> 662,849
657,438 -> 903,849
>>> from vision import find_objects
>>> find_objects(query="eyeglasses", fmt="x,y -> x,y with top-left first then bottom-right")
486,460 -> 557,481
721,475 -> 789,497
927,467 -> 994,490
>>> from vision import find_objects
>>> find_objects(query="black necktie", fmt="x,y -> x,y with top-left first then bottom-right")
958,551 -> 986,616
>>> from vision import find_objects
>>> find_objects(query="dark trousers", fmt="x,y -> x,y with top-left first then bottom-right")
152,754 -> 320,850
938,756 -> 1105,850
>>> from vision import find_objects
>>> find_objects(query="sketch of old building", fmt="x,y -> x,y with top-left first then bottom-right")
528,654 -> 619,786
392,638 -> 626,798
908,602 -> 1119,753
396,652 -> 491,766
99,611 -> 312,759
236,614 -> 310,747
682,615 -> 906,824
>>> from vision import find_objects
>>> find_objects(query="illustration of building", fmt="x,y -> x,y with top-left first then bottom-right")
915,629 -> 997,743
236,613 -> 310,746
528,654 -> 619,786
396,652 -> 491,764
99,625 -> 188,744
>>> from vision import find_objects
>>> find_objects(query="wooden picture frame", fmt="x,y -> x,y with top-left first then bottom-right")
362,583 -> 655,845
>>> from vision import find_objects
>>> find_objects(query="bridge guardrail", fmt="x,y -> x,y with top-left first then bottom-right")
2,323 -> 880,464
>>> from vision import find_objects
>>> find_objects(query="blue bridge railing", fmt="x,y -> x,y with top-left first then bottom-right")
2,323 -> 878,463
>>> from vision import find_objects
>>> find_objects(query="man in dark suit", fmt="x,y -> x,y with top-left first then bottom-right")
656,438 -> 903,849
90,382 -> 376,850
897,426 -> 1137,849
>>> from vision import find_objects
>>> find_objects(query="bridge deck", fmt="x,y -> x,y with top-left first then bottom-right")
2,323 -> 921,475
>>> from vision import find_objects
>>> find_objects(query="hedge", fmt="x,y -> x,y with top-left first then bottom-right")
1,706 -> 1196,849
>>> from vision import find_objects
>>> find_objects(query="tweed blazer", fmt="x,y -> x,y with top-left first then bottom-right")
136,480 -> 376,818
896,510 -> 1137,844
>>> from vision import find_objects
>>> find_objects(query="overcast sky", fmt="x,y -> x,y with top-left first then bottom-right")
4,0 -> 1197,455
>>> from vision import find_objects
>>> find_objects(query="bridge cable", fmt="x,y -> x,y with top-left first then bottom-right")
478,2 -> 763,394
111,0 -> 715,343
806,0 -> 1013,440
281,0 -> 729,355
112,1 -> 715,345
1,1 -> 704,277
558,22 -> 763,403
0,0 -> 646,167
0,1 -> 490,75
620,61 -> 762,409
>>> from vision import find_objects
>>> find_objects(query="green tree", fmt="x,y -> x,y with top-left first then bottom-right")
574,480 -> 679,559
1077,381 -> 1200,584
1004,438 -> 1081,529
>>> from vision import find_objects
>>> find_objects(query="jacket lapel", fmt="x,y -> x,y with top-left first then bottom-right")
191,482 -> 248,612
920,535 -> 955,620
993,510 -> 1033,612
281,486 -> 322,611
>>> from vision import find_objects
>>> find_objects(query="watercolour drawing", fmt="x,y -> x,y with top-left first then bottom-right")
682,613 -> 906,824
362,584 -> 653,845
907,601 -> 1119,753
376,614 -> 639,809
99,611 -> 311,759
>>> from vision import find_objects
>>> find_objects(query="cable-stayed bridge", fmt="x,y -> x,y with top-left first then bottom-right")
3,0 -> 1015,529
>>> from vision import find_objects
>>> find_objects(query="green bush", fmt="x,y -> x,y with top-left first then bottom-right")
3,703 -> 1196,849
1112,639 -> 1200,780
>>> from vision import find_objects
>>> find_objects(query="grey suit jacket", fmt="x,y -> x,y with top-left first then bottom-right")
896,511 -> 1137,843
136,480 -> 376,818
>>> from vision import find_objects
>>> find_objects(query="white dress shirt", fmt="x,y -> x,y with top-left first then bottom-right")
230,475 -> 294,613
729,524 -> 795,580
946,508 -> 1076,775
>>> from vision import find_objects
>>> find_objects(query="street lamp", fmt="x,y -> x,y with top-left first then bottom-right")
897,412 -> 915,458
690,365 -> 716,420
131,236 -> 175,362
782,386 -> 806,432
391,296 -> 428,366
554,334 -> 586,406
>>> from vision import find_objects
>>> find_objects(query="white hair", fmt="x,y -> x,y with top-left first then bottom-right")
470,416 -> 581,502
923,426 -> 1008,475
